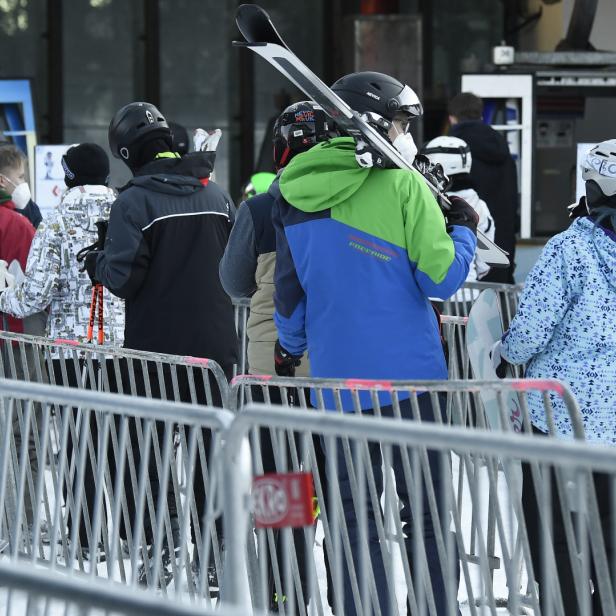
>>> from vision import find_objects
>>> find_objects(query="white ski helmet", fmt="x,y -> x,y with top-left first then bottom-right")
581,139 -> 616,206
421,136 -> 472,177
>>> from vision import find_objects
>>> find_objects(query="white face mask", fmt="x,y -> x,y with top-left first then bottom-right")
392,132 -> 418,165
2,175 -> 31,210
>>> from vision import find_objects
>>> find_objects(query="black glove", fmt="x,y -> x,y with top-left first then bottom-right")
274,340 -> 302,377
84,250 -> 101,285
76,220 -> 108,285
567,195 -> 588,220
446,195 -> 479,235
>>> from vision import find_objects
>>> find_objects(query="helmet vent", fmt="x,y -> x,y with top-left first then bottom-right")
136,122 -> 147,129
370,82 -> 382,91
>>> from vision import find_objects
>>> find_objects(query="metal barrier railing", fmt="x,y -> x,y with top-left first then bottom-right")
441,281 -> 523,330
233,283 -> 519,379
0,329 -> 230,405
0,559 -> 253,616
233,297 -> 250,377
226,377 -> 584,614
0,378 -> 236,609
226,402 -> 614,616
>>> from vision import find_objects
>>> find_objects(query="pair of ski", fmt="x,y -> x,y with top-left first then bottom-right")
234,4 -> 509,268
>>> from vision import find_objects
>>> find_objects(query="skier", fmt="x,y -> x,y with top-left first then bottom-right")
495,139 -> 616,614
272,71 -> 476,615
0,143 -> 125,556
0,143 -> 43,228
448,92 -> 518,283
83,102 -> 238,589
422,135 -> 495,299
219,101 -> 336,611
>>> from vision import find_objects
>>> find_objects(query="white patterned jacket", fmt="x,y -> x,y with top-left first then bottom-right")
0,185 -> 125,344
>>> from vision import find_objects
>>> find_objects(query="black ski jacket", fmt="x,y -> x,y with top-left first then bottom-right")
450,120 -> 518,283
95,152 -> 238,372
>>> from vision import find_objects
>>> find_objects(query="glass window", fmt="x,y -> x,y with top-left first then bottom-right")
429,0 -> 503,99
0,1 -> 48,139
63,0 -> 140,187
159,0 -> 234,193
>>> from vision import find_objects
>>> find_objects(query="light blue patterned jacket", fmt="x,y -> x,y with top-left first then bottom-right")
502,216 -> 616,444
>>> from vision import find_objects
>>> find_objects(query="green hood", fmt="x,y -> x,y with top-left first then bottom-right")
279,137 -> 370,213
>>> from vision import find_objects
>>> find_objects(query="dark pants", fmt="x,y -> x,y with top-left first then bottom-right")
522,428 -> 613,615
108,359 -> 226,556
326,394 -> 460,616
251,385 -> 333,612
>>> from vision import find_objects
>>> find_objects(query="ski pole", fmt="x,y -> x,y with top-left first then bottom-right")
87,286 -> 97,343
97,284 -> 104,345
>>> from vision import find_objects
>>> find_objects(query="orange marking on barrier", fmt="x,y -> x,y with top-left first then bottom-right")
184,356 -> 210,366
344,379 -> 394,391
511,379 -> 564,395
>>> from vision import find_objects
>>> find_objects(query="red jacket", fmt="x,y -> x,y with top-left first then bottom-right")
0,201 -> 34,333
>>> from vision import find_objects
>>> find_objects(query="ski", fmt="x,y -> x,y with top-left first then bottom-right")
234,3 -> 510,268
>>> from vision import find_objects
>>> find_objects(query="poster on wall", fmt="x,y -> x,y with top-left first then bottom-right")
34,144 -> 72,220
576,143 -> 595,202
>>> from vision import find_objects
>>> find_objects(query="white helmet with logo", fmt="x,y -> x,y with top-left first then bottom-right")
582,139 -> 616,207
421,136 -> 472,177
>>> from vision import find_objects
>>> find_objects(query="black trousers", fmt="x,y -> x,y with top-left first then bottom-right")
522,427 -> 614,615
107,359 -> 227,555
250,384 -> 333,612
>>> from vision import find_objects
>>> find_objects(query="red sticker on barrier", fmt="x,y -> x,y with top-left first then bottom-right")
252,472 -> 315,529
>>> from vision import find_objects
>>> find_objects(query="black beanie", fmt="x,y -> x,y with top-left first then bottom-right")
62,143 -> 110,188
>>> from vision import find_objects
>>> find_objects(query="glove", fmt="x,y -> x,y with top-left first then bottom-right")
94,220 -> 108,249
490,339 -> 509,379
274,340 -> 302,377
567,195 -> 588,220
84,250 -> 101,285
193,128 -> 222,152
0,260 -> 15,291
446,195 -> 479,235
76,220 -> 108,285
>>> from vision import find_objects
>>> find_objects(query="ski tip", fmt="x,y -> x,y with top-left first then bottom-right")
235,3 -> 286,47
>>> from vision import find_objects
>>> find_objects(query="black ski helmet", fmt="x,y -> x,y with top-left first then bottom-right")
273,101 -> 339,169
332,71 -> 423,130
108,102 -> 171,161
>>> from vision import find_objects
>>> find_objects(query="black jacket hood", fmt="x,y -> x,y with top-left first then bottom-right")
120,151 -> 216,194
450,121 -> 510,165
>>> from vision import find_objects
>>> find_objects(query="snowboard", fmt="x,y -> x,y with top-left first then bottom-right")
466,289 -> 523,432
233,4 -> 510,269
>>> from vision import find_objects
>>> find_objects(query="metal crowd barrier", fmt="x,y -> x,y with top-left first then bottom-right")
233,297 -> 250,377
0,329 -> 229,407
229,310 -> 469,381
227,377 -> 584,614
227,401 -> 612,616
0,559 -> 249,616
0,378 -> 238,610
441,281 -> 523,330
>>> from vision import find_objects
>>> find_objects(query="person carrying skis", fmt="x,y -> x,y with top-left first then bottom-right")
272,71 -> 477,615
83,102 -> 237,589
494,139 -> 616,615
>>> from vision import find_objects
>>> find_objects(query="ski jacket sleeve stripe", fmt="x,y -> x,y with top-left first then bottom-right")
219,201 -> 258,299
0,219 -> 60,318
502,237 -> 570,364
406,179 -> 476,299
272,199 -> 307,356
95,195 -> 151,300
